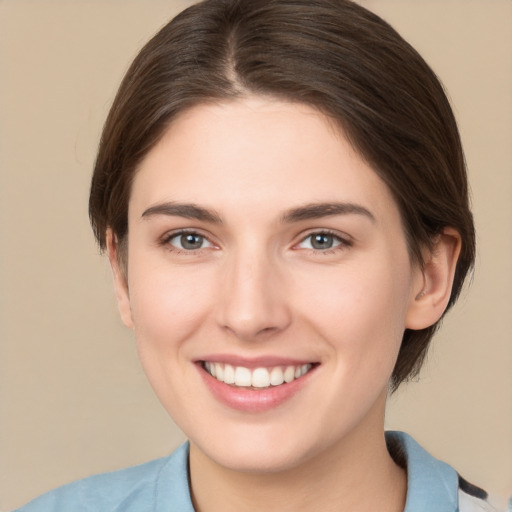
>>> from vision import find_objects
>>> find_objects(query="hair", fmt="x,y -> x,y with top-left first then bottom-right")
89,0 -> 475,390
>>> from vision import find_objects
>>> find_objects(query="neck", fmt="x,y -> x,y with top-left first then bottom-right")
188,399 -> 406,512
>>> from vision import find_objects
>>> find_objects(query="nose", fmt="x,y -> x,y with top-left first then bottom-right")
216,249 -> 292,341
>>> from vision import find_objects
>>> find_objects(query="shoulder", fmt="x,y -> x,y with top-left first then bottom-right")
12,443 -> 192,512
386,431 -> 498,512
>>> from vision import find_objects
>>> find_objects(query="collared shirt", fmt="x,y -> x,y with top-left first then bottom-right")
13,431 -> 495,512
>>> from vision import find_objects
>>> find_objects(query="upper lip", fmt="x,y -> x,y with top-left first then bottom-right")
195,354 -> 318,369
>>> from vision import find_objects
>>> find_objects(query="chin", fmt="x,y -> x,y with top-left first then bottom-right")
200,440 -> 313,474
188,416 -> 337,475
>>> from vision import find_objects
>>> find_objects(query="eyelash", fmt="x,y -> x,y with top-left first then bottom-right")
160,229 -> 214,254
295,230 -> 352,255
160,229 -> 352,256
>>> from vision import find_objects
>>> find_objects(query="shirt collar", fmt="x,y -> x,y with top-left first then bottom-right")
386,431 -> 459,512
156,442 -> 196,512
156,433 -> 459,512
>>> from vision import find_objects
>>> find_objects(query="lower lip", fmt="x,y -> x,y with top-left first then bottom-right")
197,364 -> 316,413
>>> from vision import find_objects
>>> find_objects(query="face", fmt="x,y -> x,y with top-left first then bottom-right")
114,97 -> 426,473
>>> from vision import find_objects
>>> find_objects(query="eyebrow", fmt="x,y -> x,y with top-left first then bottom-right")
141,201 -> 375,224
141,202 -> 223,223
281,202 -> 375,223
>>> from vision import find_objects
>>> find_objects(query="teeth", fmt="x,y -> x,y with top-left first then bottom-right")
252,368 -> 270,388
223,364 -> 235,384
204,362 -> 313,388
270,367 -> 284,386
214,362 -> 224,381
205,361 -> 215,377
234,366 -> 252,387
284,366 -> 295,383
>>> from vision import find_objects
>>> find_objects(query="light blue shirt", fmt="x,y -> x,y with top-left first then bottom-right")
13,432 -> 491,512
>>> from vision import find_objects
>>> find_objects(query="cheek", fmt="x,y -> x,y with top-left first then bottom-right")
125,260 -> 218,421
127,260 -> 214,354
299,258 -> 412,364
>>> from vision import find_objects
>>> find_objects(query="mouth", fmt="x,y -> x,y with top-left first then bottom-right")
201,361 -> 316,389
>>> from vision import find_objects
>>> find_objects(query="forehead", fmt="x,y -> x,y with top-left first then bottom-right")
130,97 -> 400,225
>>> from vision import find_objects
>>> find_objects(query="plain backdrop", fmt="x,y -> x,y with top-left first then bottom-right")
0,1 -> 511,510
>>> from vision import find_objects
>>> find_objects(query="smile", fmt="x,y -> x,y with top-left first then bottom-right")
202,362 -> 314,389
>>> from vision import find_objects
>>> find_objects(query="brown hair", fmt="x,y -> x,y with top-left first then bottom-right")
89,0 -> 475,390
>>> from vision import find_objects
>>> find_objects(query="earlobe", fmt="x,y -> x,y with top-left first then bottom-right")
106,230 -> 134,330
405,227 -> 462,330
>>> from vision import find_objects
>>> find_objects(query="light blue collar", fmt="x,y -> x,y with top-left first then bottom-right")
155,442 -> 196,511
387,431 -> 459,512
156,432 -> 459,512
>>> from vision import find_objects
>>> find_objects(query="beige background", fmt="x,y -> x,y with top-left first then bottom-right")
0,0 -> 510,510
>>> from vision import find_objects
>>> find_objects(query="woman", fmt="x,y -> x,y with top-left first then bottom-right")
13,0 -> 496,510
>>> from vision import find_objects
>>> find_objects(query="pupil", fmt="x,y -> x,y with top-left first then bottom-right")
181,234 -> 202,249
312,234 -> 333,249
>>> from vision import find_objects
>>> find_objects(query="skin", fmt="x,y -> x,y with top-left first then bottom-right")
108,96 -> 461,512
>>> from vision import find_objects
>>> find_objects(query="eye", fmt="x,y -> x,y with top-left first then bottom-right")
297,232 -> 348,251
166,232 -> 213,251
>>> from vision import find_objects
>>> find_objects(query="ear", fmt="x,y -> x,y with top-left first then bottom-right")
106,229 -> 134,329
405,227 -> 462,330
